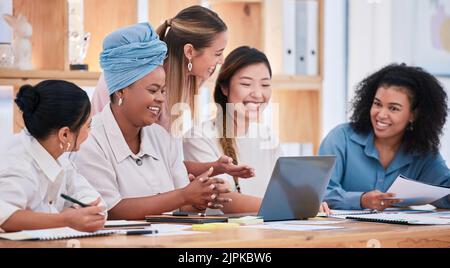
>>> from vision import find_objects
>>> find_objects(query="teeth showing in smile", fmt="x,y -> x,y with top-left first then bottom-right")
147,106 -> 160,116
376,120 -> 390,129
244,102 -> 262,111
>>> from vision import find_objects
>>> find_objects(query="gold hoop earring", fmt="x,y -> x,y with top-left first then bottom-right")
188,59 -> 193,72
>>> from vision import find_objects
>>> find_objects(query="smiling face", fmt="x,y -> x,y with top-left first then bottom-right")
224,63 -> 272,122
190,31 -> 228,80
370,86 -> 415,142
121,66 -> 166,127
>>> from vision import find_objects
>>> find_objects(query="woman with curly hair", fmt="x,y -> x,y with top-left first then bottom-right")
319,63 -> 450,210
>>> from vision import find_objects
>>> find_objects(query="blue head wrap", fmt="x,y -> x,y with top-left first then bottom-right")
100,23 -> 167,95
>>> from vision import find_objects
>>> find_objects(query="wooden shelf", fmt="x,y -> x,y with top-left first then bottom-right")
0,69 -> 101,87
207,0 -> 264,5
271,75 -> 322,91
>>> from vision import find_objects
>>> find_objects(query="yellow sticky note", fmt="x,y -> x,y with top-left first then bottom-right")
191,223 -> 240,230
228,216 -> 264,225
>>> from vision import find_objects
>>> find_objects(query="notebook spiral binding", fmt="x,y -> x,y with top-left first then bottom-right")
38,230 -> 117,241
346,216 -> 409,225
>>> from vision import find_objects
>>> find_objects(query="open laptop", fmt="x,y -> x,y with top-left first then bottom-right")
224,156 -> 336,221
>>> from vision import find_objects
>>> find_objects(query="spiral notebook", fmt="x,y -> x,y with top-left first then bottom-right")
0,227 -> 117,241
346,213 -> 450,225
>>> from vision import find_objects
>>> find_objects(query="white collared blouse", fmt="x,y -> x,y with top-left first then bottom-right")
74,104 -> 189,210
183,120 -> 283,198
0,130 -> 102,225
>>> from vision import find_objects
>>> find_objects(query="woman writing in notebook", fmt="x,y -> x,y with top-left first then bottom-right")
319,64 -> 450,211
183,46 -> 331,214
75,23 -> 259,220
90,5 -> 255,181
0,80 -> 106,232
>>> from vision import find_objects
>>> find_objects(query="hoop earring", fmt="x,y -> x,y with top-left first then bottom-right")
188,59 -> 193,72
118,97 -> 123,106
66,142 -> 71,152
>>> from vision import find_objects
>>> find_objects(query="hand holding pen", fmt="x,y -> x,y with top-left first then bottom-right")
60,194 -> 107,232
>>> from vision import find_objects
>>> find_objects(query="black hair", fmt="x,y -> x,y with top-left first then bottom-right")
350,63 -> 448,155
15,80 -> 91,140
214,46 -> 272,112
213,46 -> 272,192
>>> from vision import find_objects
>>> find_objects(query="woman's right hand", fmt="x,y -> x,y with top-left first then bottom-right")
360,190 -> 402,211
182,167 -> 231,210
60,198 -> 106,232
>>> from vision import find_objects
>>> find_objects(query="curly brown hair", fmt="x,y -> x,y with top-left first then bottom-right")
350,63 -> 448,155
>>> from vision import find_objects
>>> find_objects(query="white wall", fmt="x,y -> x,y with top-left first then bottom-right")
321,0 -> 347,138
0,0 -> 13,43
348,0 -> 450,161
440,78 -> 450,161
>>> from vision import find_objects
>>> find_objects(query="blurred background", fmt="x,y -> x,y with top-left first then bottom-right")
0,0 -> 449,160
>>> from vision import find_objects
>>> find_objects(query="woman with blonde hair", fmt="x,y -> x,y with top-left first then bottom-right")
90,5 -> 253,181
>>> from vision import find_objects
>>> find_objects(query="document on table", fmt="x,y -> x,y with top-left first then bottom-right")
244,223 -> 343,231
105,220 -> 152,228
386,175 -> 450,206
143,224 -> 207,237
265,220 -> 344,225
346,213 -> 450,225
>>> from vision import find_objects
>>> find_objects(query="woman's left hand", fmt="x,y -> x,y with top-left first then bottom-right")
214,155 -> 255,178
319,202 -> 331,215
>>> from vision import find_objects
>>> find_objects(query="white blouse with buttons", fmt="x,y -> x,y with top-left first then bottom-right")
183,120 -> 283,198
0,130 -> 103,226
74,104 -> 189,210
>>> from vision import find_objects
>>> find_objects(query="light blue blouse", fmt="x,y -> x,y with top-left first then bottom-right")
319,123 -> 450,209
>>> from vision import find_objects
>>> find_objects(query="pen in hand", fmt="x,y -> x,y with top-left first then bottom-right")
60,193 -> 106,216
60,193 -> 89,207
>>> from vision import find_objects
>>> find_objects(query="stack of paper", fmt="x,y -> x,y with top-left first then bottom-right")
228,216 -> 264,225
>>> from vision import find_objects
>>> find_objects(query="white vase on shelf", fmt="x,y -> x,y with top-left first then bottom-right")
68,0 -> 90,70
3,13 -> 33,70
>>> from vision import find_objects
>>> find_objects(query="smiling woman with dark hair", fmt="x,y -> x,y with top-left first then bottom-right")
0,80 -> 106,233
319,63 -> 450,210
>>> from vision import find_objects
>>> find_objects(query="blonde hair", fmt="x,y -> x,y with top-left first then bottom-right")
156,6 -> 227,123
214,46 -> 272,193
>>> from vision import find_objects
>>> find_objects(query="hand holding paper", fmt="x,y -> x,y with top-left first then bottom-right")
386,175 -> 450,206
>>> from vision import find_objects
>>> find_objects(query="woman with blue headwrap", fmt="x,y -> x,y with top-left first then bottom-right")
90,5 -> 255,189
75,23 -> 248,219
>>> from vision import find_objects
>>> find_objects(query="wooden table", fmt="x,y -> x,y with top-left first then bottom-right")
2,219 -> 450,248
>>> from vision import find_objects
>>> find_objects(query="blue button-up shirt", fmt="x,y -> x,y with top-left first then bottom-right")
318,123 -> 450,209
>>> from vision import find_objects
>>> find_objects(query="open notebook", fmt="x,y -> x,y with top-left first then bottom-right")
0,227 -> 117,241
346,213 -> 450,225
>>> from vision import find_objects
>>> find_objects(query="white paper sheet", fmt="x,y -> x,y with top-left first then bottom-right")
386,175 -> 450,206
144,231 -> 207,237
243,224 -> 343,231
264,220 -> 344,225
149,224 -> 193,233
105,220 -> 151,227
